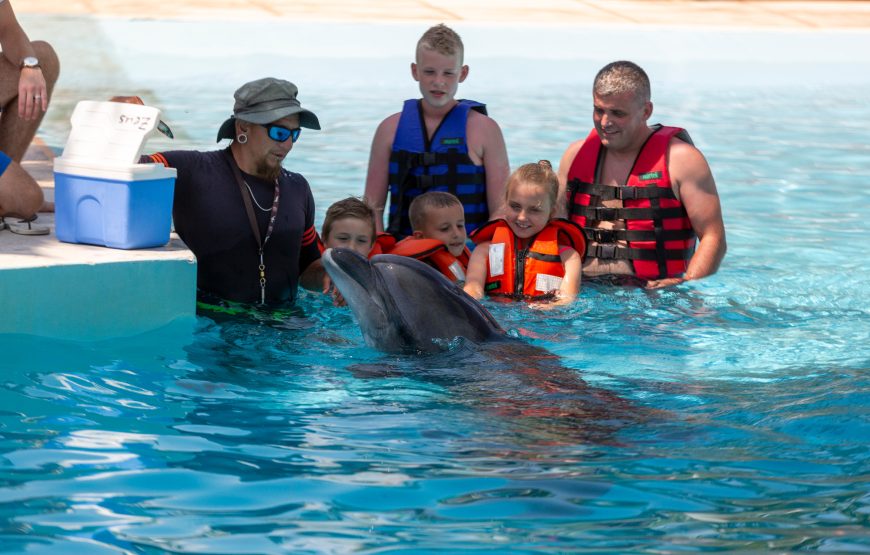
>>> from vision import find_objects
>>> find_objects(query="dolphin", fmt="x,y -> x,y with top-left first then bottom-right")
322,248 -> 644,442
321,248 -> 504,353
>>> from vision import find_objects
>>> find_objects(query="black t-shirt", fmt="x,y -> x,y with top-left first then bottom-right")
143,148 -> 320,304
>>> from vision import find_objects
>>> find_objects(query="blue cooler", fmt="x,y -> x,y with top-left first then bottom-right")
54,159 -> 177,249
54,100 -> 177,249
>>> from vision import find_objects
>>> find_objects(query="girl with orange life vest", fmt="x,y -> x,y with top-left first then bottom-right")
464,161 -> 585,304
388,191 -> 471,282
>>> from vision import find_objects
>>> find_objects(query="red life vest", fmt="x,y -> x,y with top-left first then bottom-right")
388,237 -> 470,282
565,125 -> 696,279
470,219 -> 586,301
369,233 -> 396,257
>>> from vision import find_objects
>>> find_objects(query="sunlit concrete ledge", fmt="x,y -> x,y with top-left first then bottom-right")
16,0 -> 870,30
0,212 -> 197,341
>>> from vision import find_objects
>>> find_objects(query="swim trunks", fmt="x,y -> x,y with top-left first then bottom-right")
0,151 -> 11,177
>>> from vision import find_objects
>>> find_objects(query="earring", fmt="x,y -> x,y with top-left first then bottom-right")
237,133 -> 248,144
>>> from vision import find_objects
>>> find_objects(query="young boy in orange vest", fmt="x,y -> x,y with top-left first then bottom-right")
389,191 -> 471,282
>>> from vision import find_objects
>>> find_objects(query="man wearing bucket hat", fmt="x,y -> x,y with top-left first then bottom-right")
142,77 -> 328,306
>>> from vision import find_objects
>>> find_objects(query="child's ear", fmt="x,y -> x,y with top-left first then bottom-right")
412,230 -> 424,239
459,65 -> 469,83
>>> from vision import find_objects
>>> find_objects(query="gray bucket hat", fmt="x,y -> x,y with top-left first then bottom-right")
216,77 -> 321,142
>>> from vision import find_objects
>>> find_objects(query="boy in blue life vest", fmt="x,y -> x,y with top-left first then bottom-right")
363,23 -> 510,239
389,191 -> 470,283
465,161 -> 586,306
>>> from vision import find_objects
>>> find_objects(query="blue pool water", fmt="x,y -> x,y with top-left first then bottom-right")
4,15 -> 870,553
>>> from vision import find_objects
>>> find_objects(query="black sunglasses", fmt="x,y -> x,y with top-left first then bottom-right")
260,124 -> 301,143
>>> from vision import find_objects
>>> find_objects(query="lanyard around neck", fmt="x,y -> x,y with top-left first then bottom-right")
224,150 -> 281,304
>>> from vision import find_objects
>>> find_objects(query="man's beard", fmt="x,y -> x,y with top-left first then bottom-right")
255,158 -> 283,182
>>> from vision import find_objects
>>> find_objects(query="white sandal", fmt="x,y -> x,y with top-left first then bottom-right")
5,215 -> 50,236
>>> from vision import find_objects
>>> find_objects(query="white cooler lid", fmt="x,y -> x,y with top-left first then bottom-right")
54,157 -> 177,181
60,100 -> 168,166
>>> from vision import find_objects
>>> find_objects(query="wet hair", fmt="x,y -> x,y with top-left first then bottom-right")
322,197 -> 376,242
417,23 -> 464,64
593,60 -> 651,104
409,191 -> 463,232
504,160 -> 560,218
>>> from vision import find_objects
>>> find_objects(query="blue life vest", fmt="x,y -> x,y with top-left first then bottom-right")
387,99 -> 488,238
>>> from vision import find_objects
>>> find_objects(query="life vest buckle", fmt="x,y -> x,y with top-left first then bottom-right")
616,187 -> 638,200
593,244 -> 618,260
420,152 -> 438,166
590,228 -> 616,243
593,207 -> 617,221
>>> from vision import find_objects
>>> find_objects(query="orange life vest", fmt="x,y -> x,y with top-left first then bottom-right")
565,125 -> 696,279
369,233 -> 396,257
388,237 -> 470,282
470,219 -> 586,301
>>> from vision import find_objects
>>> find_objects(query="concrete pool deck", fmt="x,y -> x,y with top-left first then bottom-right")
4,0 -> 869,340
2,142 -> 196,341
15,0 -> 870,29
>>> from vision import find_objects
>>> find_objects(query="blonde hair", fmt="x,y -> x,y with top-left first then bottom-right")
593,60 -> 651,104
504,160 -> 559,218
322,197 -> 376,242
417,23 -> 464,64
409,191 -> 463,232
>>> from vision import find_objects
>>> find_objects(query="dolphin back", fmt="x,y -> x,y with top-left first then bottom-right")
370,254 -> 505,349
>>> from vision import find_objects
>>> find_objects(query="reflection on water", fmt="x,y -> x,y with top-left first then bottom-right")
4,14 -> 870,554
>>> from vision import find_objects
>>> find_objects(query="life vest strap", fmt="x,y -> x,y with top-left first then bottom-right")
585,227 -> 696,244
390,150 -> 477,169
567,179 -> 678,201
586,243 -> 695,261
391,172 -> 486,192
571,204 -> 686,221
527,251 -> 562,263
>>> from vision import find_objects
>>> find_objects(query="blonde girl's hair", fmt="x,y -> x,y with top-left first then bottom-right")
504,160 -> 559,218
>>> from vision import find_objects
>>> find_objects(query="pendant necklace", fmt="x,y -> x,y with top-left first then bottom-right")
226,150 -> 281,304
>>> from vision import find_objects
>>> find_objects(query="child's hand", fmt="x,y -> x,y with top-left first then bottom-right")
530,290 -> 575,309
644,277 -> 686,289
332,288 -> 347,307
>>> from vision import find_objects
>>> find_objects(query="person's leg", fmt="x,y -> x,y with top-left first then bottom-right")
0,41 -> 60,160
0,41 -> 59,218
0,157 -> 43,218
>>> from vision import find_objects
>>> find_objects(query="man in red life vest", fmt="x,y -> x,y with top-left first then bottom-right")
557,61 -> 726,289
